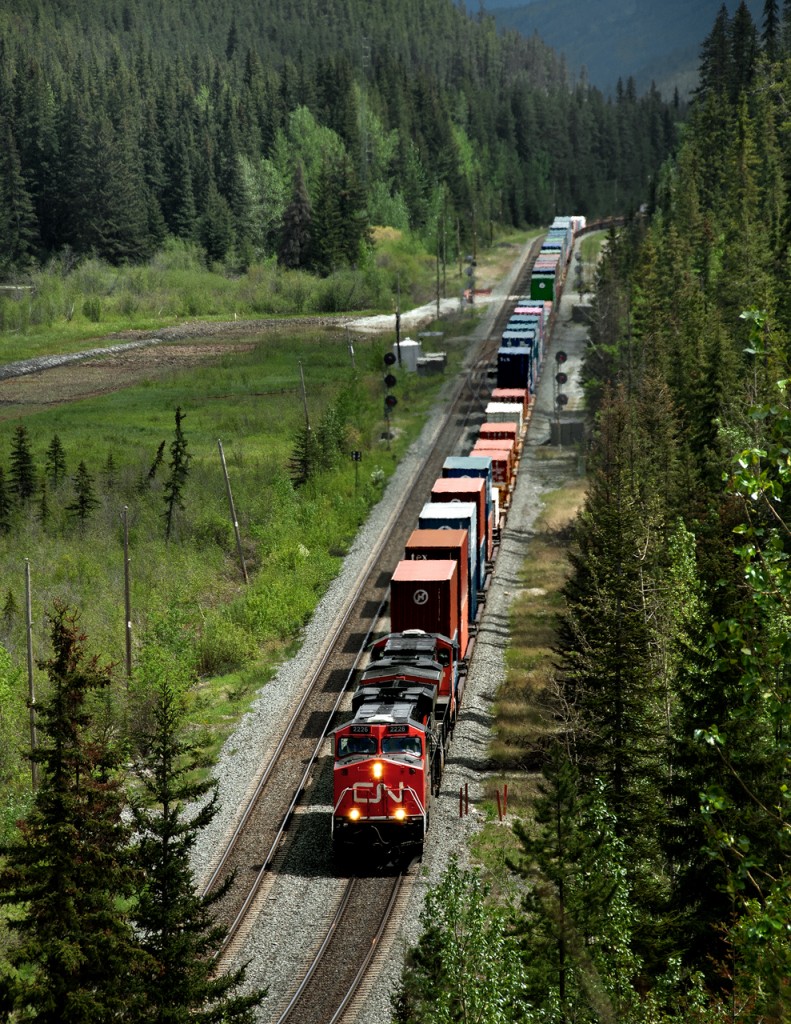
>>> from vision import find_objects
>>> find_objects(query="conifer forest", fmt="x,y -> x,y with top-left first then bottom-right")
1,0 -> 791,1021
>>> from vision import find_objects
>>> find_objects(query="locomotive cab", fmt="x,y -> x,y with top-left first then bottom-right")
331,687 -> 435,851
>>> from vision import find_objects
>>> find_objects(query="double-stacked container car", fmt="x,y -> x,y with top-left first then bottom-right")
331,218 -> 582,854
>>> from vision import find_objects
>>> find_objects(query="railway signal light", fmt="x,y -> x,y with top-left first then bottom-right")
384,352 -> 398,413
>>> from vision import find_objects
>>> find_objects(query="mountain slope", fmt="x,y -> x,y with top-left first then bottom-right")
485,0 -> 763,97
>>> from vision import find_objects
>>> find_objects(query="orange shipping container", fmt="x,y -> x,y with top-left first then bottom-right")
405,528 -> 469,629
390,559 -> 460,648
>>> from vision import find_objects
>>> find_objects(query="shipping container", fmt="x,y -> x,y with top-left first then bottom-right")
442,456 -> 495,557
491,387 -> 529,417
485,401 -> 524,434
497,346 -> 533,389
405,528 -> 470,641
418,502 -> 478,620
430,477 -> 488,592
390,560 -> 459,652
479,421 -> 518,443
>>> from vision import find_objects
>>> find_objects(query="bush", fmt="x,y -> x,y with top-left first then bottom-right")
196,614 -> 258,676
82,297 -> 102,322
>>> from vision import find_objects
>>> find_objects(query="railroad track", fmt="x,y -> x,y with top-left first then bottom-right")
273,868 -> 410,1024
203,235 -> 545,1002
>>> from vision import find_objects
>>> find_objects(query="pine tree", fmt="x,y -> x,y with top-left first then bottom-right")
1,589 -> 17,631
763,0 -> 781,58
67,461 -> 99,524
510,745 -> 644,1020
164,407 -> 190,540
289,423 -> 321,487
38,478 -> 49,526
278,162 -> 312,269
103,451 -> 117,491
44,433 -> 67,487
0,467 -> 11,533
130,669 -> 264,1022
0,604 -> 148,1022
9,423 -> 36,503
0,124 -> 38,274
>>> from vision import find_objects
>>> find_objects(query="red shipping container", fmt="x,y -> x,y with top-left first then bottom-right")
405,528 -> 469,627
390,560 -> 459,646
429,478 -> 486,555
491,388 -> 528,411
471,440 -> 514,486
479,421 -> 518,443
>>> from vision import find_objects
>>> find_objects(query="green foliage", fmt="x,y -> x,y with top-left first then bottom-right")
44,434 -> 67,487
67,461 -> 99,524
0,605 -> 147,1022
0,0 -> 680,280
129,660 -> 265,1022
8,424 -> 35,504
510,750 -> 649,1024
0,643 -> 30,843
393,858 -> 528,1024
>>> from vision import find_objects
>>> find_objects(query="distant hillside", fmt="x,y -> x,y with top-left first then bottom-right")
484,0 -> 764,98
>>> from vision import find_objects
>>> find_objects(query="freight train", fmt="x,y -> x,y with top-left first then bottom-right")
330,216 -> 584,854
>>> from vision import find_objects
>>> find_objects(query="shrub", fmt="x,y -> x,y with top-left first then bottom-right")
196,614 -> 258,676
82,297 -> 102,322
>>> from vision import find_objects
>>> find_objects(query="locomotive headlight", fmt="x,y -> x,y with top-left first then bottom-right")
393,807 -> 407,821
372,761 -> 383,780
349,808 -> 361,821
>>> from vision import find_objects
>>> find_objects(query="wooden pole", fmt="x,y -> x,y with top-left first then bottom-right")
122,506 -> 132,681
298,360 -> 311,431
395,274 -> 402,367
25,559 -> 38,790
218,440 -> 249,585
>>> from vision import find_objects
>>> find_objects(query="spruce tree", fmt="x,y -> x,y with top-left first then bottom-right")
510,745 -> 645,1020
103,451 -> 117,491
289,423 -> 320,487
0,604 -> 148,1022
277,161 -> 312,270
164,407 -> 190,540
0,124 -> 38,274
130,669 -> 264,1022
9,423 -> 36,503
0,467 -> 11,533
38,477 -> 49,526
67,461 -> 99,524
44,433 -> 67,486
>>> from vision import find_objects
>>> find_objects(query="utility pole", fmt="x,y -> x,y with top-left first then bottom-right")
395,274 -> 402,367
25,559 -> 38,790
298,360 -> 311,431
122,507 -> 132,681
218,440 -> 249,585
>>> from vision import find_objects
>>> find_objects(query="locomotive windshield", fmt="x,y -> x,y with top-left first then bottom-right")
337,735 -> 378,757
382,735 -> 422,757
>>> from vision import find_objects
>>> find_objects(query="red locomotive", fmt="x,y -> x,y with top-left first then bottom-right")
331,630 -> 455,851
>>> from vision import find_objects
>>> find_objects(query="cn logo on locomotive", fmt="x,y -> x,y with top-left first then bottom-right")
352,782 -> 405,803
